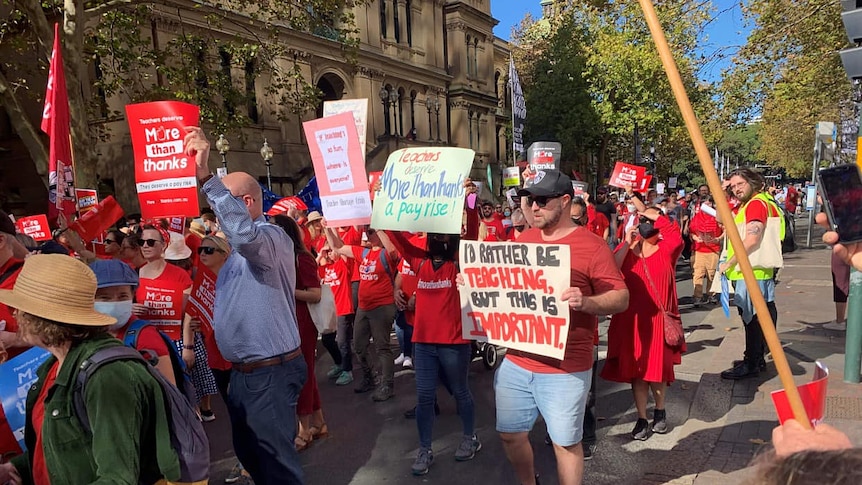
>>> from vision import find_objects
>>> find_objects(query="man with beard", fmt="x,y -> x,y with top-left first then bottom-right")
501,170 -> 629,485
719,168 -> 784,379
481,201 -> 510,241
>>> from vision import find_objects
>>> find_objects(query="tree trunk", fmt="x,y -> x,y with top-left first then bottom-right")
597,132 -> 611,188
0,71 -> 49,185
64,0 -> 99,190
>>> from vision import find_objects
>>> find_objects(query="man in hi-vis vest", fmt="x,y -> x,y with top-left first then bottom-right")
718,168 -> 784,380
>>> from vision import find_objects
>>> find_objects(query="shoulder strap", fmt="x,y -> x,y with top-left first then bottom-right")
0,261 -> 24,287
122,319 -> 149,349
74,346 -> 147,434
639,254 -> 668,314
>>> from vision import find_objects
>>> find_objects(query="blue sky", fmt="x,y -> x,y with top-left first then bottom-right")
490,0 -> 751,84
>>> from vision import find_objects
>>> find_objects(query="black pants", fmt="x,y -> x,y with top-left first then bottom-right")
583,350 -> 598,446
740,301 -> 778,363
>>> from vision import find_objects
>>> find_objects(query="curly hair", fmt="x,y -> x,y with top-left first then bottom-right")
747,449 -> 862,485
18,312 -> 108,348
727,167 -> 767,193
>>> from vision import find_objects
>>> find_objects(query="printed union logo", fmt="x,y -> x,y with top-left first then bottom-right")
533,170 -> 546,184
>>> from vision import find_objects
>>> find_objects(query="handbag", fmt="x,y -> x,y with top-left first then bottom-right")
640,254 -> 685,347
308,284 -> 338,334
735,215 -> 784,269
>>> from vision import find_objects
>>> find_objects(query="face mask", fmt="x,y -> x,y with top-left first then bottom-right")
94,300 -> 133,330
504,210 -> 511,217
638,222 -> 659,239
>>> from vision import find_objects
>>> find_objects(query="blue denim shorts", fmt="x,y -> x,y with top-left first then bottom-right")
494,358 -> 591,446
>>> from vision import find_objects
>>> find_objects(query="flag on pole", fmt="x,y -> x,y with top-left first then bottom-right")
509,56 -> 527,158
41,23 -> 77,221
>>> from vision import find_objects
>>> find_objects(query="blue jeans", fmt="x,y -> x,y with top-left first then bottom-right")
414,343 -> 474,449
395,311 -> 413,358
227,354 -> 307,485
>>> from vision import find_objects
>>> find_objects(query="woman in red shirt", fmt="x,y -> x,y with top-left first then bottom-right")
317,244 -> 355,386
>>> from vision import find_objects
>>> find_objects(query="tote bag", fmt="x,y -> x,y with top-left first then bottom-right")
308,284 -> 337,334
735,215 -> 784,269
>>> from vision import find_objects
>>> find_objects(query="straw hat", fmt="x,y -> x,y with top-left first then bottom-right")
164,231 -> 192,260
305,211 -> 323,224
189,220 -> 207,238
0,254 -> 115,326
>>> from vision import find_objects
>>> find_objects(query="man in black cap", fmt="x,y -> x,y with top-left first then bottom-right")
502,170 -> 629,485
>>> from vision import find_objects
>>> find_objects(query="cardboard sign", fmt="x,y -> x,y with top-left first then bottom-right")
503,167 -> 521,187
657,183 -> 666,195
459,241 -> 572,360
186,266 -> 217,336
371,147 -> 475,234
15,215 -> 51,241
771,361 -> 828,427
136,279 -> 186,340
75,189 -> 99,215
572,181 -> 588,197
609,162 -> 647,190
0,347 -> 51,452
69,196 -> 125,242
168,217 -> 184,234
126,101 -> 200,220
303,112 -> 372,227
527,142 -> 561,171
266,196 -> 308,216
368,171 -> 383,201
323,99 -> 369,156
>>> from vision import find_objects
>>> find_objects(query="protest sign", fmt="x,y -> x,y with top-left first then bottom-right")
368,171 -> 383,200
168,217 -> 184,234
771,361 -> 828,427
459,241 -> 572,360
608,162 -> 646,189
126,101 -> 200,220
0,347 -> 51,452
303,113 -> 372,227
136,279 -> 186,340
371,147 -> 474,234
503,167 -> 521,187
323,99 -> 369,156
186,266 -> 217,335
657,183 -> 666,195
572,181 -> 588,197
639,175 -> 653,193
527,142 -> 561,171
15,215 -> 51,241
75,189 -> 98,215
69,195 -> 124,242
668,177 -> 678,189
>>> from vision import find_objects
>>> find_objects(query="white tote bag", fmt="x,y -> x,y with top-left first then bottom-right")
308,284 -> 338,334
736,215 -> 784,269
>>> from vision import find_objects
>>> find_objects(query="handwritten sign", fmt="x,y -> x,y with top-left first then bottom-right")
186,266 -> 216,335
323,99 -> 369,156
136,279 -> 186,340
303,112 -> 372,227
609,162 -> 646,190
0,347 -> 51,452
75,189 -> 99,215
459,241 -> 572,359
15,215 -> 51,241
371,147 -> 474,234
126,101 -> 200,220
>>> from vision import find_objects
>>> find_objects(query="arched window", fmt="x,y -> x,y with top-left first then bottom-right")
494,71 -> 501,101
473,38 -> 479,77
382,83 -> 393,135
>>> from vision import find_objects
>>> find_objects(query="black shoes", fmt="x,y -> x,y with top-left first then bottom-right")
721,360 -> 761,380
651,409 -> 668,434
631,418 -> 649,441
732,357 -> 767,371
354,375 -> 375,393
403,403 -> 441,419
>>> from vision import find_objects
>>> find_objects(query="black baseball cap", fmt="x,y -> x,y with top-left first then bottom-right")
518,169 -> 575,198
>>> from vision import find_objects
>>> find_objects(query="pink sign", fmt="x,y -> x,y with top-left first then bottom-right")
609,162 -> 647,190
303,112 -> 372,227
15,215 -> 51,241
771,361 -> 829,427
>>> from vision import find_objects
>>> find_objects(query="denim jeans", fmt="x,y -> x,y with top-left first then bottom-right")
395,311 -> 413,358
414,343 -> 474,449
355,304 -> 397,387
336,314 -> 355,372
227,355 -> 307,485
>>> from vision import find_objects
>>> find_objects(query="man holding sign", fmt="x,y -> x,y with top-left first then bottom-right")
498,170 -> 628,485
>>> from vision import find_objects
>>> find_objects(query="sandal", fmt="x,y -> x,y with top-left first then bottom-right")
295,432 -> 313,452
309,423 -> 329,439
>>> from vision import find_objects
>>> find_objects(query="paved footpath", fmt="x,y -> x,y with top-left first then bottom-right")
203,217 -> 862,484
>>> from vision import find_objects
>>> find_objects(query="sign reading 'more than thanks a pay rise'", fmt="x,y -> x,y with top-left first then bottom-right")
126,101 -> 200,220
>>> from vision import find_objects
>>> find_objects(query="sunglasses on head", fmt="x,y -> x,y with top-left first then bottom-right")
138,238 -> 161,247
528,194 -> 561,208
197,246 -> 223,255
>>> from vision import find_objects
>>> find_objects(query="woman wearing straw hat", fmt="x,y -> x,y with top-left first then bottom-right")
0,254 -> 179,484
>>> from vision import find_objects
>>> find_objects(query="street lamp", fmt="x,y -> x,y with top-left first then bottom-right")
379,86 -> 391,136
260,138 -> 274,191
433,96 -> 441,142
215,134 -> 230,171
389,87 -> 400,137
425,94 -> 435,141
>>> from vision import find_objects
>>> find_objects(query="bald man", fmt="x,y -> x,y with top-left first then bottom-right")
186,127 -> 306,485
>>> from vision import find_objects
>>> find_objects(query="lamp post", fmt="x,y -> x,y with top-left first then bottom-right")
433,96 -> 441,142
425,94 -> 435,141
379,86 -> 391,136
260,138 -> 274,191
215,134 -> 230,171
389,87 -> 400,137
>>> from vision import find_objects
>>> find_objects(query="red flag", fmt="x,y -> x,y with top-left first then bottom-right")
69,196 -> 124,242
41,23 -> 77,221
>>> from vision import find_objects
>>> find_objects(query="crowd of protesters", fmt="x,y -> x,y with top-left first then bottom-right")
0,123 -> 856,485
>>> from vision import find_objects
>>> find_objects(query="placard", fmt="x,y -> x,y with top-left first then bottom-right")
168,217 -> 184,234
639,175 -> 653,193
69,196 -> 125,242
572,181 -> 588,197
186,266 -> 216,335
303,112 -> 372,227
608,162 -> 647,190
771,361 -> 828,427
503,167 -> 521,187
15,215 -> 51,241
668,177 -> 678,189
527,142 -> 562,171
323,99 -> 369,156
459,241 -> 572,360
657,183 -> 666,195
126,101 -> 200,220
0,347 -> 51,452
75,189 -> 99,215
136,279 -> 186,340
371,147 -> 474,234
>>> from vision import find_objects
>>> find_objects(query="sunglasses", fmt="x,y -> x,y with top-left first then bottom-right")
138,239 -> 162,247
527,194 -> 561,208
197,246 -> 224,255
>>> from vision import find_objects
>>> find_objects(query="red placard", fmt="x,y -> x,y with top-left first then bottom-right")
609,162 -> 646,190
75,189 -> 99,215
186,265 -> 217,335
265,196 -> 308,217
168,217 -> 185,233
771,361 -> 828,427
368,171 -> 383,200
15,215 -> 51,241
69,196 -> 124,242
639,175 -> 653,193
126,101 -> 200,220
135,279 -> 186,340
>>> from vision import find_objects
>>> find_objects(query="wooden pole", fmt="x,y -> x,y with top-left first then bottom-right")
636,0 -> 811,428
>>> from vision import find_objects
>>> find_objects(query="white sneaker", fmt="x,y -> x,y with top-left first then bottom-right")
394,353 -> 406,365
824,320 -> 847,331
403,357 -> 413,369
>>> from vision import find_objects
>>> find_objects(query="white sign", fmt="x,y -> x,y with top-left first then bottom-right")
324,99 -> 369,157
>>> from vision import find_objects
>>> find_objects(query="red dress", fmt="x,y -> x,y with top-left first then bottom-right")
601,217 -> 685,384
296,251 -> 322,415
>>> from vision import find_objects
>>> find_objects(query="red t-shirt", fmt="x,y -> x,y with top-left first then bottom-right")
785,186 -> 798,213
689,211 -> 723,253
745,197 -> 776,224
483,218 -> 510,241
136,263 -> 193,340
319,258 -> 354,316
398,260 -> 419,326
351,247 -> 398,310
339,227 -> 363,282
507,227 -> 628,374
184,232 -> 202,269
586,207 -> 610,239
32,361 -> 60,485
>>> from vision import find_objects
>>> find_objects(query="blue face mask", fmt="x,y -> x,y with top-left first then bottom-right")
94,300 -> 133,329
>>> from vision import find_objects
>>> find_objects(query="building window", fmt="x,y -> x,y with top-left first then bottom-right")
466,36 -> 472,75
468,110 -> 474,149
472,38 -> 479,77
245,59 -> 259,123
406,0 -> 413,46
392,0 -> 400,43
380,0 -> 387,38
494,71 -> 500,101
218,47 -> 233,116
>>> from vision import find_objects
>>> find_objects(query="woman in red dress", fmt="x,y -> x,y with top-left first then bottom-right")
601,188 -> 685,441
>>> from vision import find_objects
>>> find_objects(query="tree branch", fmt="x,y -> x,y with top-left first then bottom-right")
0,70 -> 49,183
17,0 -> 55,63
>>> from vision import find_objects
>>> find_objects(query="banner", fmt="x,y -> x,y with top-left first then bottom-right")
459,241 -> 572,360
371,147 -> 474,234
527,142 -> 562,171
186,266 -> 217,336
771,361 -> 828,427
509,57 -> 526,156
608,162 -> 647,190
323,99 -> 369,156
75,189 -> 98,215
303,113 -> 372,227
126,101 -> 200,220
0,347 -> 51,453
69,195 -> 124,242
15,215 -> 51,241
137,279 -> 186,340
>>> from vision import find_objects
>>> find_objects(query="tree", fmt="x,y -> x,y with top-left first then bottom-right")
0,0 -> 364,189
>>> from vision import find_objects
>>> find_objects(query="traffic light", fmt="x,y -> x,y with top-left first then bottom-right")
841,1 -> 862,79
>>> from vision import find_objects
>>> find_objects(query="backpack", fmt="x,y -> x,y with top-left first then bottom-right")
122,319 -> 197,405
781,207 -> 797,253
362,247 -> 398,281
73,345 -> 210,483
